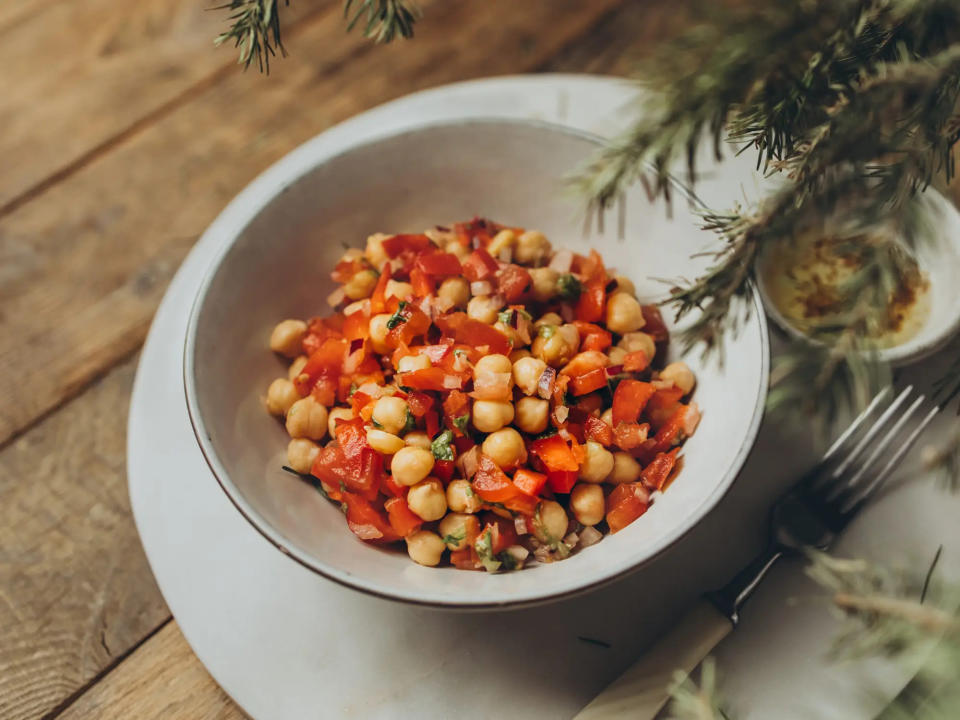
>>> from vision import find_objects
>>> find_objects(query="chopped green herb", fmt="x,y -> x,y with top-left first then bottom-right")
386,301 -> 409,330
431,430 -> 455,461
532,504 -> 570,557
348,382 -> 358,397
538,324 -> 557,339
453,414 -> 470,432
442,529 -> 466,547
404,408 -> 417,433
475,530 -> 502,573
557,273 -> 582,301
497,309 -> 514,325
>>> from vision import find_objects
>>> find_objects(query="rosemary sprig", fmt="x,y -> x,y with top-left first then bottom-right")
214,0 -> 288,73
344,0 -> 420,44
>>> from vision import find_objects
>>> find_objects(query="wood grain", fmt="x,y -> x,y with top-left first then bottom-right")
0,0 -> 625,449
0,357 -> 170,720
57,622 -> 247,720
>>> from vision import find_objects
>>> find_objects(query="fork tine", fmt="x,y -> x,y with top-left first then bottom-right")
820,386 -> 892,464
827,385 -> 915,481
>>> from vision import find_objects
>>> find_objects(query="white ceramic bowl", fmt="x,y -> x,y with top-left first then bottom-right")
184,118 -> 769,609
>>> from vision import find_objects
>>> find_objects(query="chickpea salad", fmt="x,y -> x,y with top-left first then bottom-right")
265,218 -> 700,571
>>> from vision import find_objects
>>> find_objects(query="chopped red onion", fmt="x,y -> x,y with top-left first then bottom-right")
514,516 -> 529,536
555,406 -> 570,424
326,287 -> 346,307
349,338 -> 364,354
579,526 -> 603,547
548,249 -> 573,273
537,366 -> 556,399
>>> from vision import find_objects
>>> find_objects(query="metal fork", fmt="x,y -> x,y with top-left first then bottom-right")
576,385 -> 941,720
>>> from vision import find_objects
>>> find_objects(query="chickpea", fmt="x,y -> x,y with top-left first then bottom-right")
398,354 -> 431,373
287,355 -> 308,381
366,427 -> 405,454
327,406 -> 355,439
385,279 -> 413,301
600,408 -> 614,427
512,356 -> 547,396
487,229 -> 517,257
475,354 -> 513,376
467,295 -> 502,324
514,397 -> 549,434
532,323 -> 580,367
608,452 -> 642,484
533,312 -> 563,330
342,299 -> 367,316
286,438 -> 320,474
619,332 -> 656,362
660,361 -> 696,395
266,378 -> 299,416
509,349 -> 532,363
606,293 -> 646,334
579,440 -> 615,483
368,313 -> 392,354
406,530 -> 446,567
285,397 -> 330,440
407,478 -> 447,521
437,277 -> 470,308
404,431 -> 432,450
365,232 -> 389,268
528,267 -> 559,302
570,483 -> 605,526
607,346 -> 627,365
343,269 -> 379,301
269,319 -> 307,358
493,321 -> 523,350
447,480 -> 481,514
534,500 -> 569,543
515,230 -> 551,266
438,513 -> 480,550
391,446 -> 435,486
472,400 -> 514,433
371,396 -> 409,435
445,240 -> 471,260
481,428 -> 526,470
611,275 -> 637,297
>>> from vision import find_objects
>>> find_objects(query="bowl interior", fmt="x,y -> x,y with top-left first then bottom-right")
186,119 -> 768,608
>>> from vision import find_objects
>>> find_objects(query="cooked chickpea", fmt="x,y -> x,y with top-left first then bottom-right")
372,396 -> 410,435
385,279 -> 413,301
342,299 -> 367,316
287,355 -> 308,381
515,230 -> 551,266
512,356 -> 547,395
607,346 -> 627,365
285,397 -> 329,440
532,323 -> 580,367
391,446 -> 435,486
467,295 -> 502,324
365,232 -> 389,268
475,354 -> 513,376
437,277 -> 470,308
404,431 -> 432,450
481,428 -> 526,470
619,332 -> 656,361
493,321 -> 523,350
514,397 -> 549,434
327,406 -> 355,439
407,478 -> 447,521
606,292 -> 646,334
529,267 -> 559,302
612,275 -> 637,297
534,500 -> 569,543
509,349 -> 532,362
445,240 -> 470,260
398,354 -> 431,373
366,427 -> 405,454
472,400 -> 514,433
343,269 -> 379,301
487,229 -> 517,257
660,361 -> 696,395
286,438 -> 320,474
570,484 -> 605,526
368,313 -> 392,354
579,440 -> 615,483
446,479 -> 482,514
608,452 -> 642,484
600,408 -> 614,427
269,319 -> 307,358
533,312 -> 563,330
438,513 -> 480,550
406,530 -> 446,567
266,378 -> 299,416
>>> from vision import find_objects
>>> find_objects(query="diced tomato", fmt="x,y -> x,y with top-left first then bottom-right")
417,340 -> 454,364
613,379 -> 656,425
641,304 -> 669,341
433,459 -> 455,483
409,266 -> 434,297
623,350 -> 650,372
385,303 -> 431,348
434,312 -> 511,355
369,265 -> 392,313
575,251 -> 608,323
416,251 -> 463,277
405,391 -> 434,417
472,455 -> 520,503
400,366 -> 462,392
513,468 -> 547,496
381,233 -> 433,258
442,389 -> 471,431
605,483 -> 650,533
311,418 -> 382,500
342,309 -> 370,342
502,493 -> 538,516
570,368 -> 608,396
585,415 -> 614,446
546,469 -> 578,494
644,386 -> 684,428
450,547 -> 482,570
574,321 -> 612,352
381,472 -> 406,498
454,217 -> 500,248
461,248 -> 500,282
294,337 -> 347,398
560,350 -> 609,378
425,410 -> 440,438
497,265 -> 531,302
640,448 -> 681,491
341,491 -> 401,542
479,512 -> 518,553
640,406 -> 688,461
384,497 -> 423,537
529,434 -> 579,472
613,422 -> 650,450
350,390 -> 373,415
576,393 -> 605,414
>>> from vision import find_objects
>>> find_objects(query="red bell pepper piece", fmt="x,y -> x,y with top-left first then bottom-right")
584,415 -> 614,446
384,497 -> 424,537
472,455 -> 521,503
385,303 -> 431,348
461,248 -> 500,282
613,421 -> 650,450
605,482 -> 650,533
612,379 -> 656,425
381,233 -> 433,258
574,321 -> 612,352
341,491 -> 401,543
404,391 -> 434,418
570,368 -> 608,396
623,350 -> 650,372
434,312 -> 511,355
442,389 -> 471,433
409,266 -> 434,297
400,366 -> 462,392
433,459 -> 455,484
639,448 -> 681,491
425,410 -> 440,438
450,547 -> 482,570
546,469 -> 578,494
497,265 -> 531,302
416,251 -> 463,277
512,468 -> 547,497
369,264 -> 392,313
529,434 -> 579,472
644,386 -> 684,428
294,337 -> 347,400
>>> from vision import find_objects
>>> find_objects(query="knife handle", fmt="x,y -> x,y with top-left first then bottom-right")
573,600 -> 732,720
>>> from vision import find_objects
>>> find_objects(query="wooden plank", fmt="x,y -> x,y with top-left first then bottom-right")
0,357 -> 170,720
0,0 -> 325,213
57,622 -> 246,720
0,0 -> 625,448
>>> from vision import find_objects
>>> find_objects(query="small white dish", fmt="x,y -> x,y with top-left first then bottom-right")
756,189 -> 960,365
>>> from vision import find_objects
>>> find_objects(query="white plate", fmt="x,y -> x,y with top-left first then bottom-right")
129,74 -> 960,719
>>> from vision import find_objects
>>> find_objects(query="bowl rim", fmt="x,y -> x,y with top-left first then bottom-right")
183,116 -> 771,609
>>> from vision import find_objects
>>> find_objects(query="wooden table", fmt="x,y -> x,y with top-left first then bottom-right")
0,2 -> 699,717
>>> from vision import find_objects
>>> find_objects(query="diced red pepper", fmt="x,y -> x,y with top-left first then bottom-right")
433,459 -> 455,484
574,321 -> 613,352
386,303 -> 431,348
442,389 -> 471,432
450,547 -> 482,570
584,415 -> 614,446
311,417 -> 384,500
575,251 -> 608,323
461,248 -> 500,282
623,350 -> 650,372
605,482 -> 650,533
560,350 -> 609,378
453,217 -> 500,248
513,468 -> 547,497
384,497 -> 423,537
529,434 -> 579,472
381,472 -> 406,498
479,512 -> 518,553
570,368 -> 608,396
331,256 -> 369,284
639,448 -> 681,491
502,493 -> 538,516
641,304 -> 669,341
400,366 -> 462,392
342,309 -> 370,342
369,265 -> 392,313
342,491 -> 401,542
644,386 -> 684,428
613,422 -> 650,450
425,410 -> 440,438
417,340 -> 454,364
472,455 -> 521,503
613,379 -> 656,425
434,312 -> 511,355
294,337 -> 347,400
405,391 -> 434,418
416,251 -> 463,277
409,266 -> 434,297
640,406 -> 688,460
546,469 -> 578,494
497,265 -> 531,302
381,233 -> 433,258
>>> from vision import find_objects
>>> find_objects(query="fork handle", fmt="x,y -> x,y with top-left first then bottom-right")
573,600 -> 732,719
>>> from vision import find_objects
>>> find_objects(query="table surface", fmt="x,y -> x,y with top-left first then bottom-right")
2,3 -> 958,719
